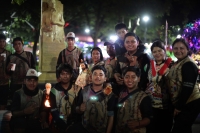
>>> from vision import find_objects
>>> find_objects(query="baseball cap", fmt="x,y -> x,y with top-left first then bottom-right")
66,32 -> 75,38
26,69 -> 38,79
104,41 -> 114,46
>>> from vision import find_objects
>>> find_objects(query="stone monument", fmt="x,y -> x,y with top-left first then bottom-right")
39,0 -> 65,83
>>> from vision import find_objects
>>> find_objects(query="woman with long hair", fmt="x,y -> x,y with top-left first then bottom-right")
89,47 -> 104,69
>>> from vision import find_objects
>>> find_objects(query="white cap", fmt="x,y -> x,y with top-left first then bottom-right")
66,32 -> 75,38
26,69 -> 38,79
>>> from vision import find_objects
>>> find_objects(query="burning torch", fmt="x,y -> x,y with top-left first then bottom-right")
45,83 -> 51,107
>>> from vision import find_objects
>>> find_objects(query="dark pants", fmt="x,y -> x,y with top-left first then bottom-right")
10,117 -> 43,133
150,108 -> 173,133
67,122 -> 90,133
171,98 -> 200,133
0,84 -> 9,105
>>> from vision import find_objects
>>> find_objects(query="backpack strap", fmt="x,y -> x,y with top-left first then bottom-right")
14,52 -> 30,67
25,51 -> 32,67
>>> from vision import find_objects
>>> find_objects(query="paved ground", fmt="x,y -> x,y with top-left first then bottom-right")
192,124 -> 200,133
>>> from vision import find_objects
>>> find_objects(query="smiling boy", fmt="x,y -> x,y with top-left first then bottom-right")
76,65 -> 115,133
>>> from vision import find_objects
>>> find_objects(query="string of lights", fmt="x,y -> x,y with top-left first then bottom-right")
183,19 -> 200,53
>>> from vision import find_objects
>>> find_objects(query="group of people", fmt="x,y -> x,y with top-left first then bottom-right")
0,22 -> 200,133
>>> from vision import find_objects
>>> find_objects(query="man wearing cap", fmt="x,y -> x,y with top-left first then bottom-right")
10,69 -> 48,133
0,34 -> 11,110
57,32 -> 84,79
104,42 -> 116,83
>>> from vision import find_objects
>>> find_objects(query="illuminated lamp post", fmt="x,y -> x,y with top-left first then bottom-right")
143,16 -> 149,43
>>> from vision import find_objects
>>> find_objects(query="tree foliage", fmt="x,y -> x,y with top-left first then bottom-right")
11,0 -> 26,5
60,0 -> 172,46
0,0 -> 41,62
1,0 -> 200,48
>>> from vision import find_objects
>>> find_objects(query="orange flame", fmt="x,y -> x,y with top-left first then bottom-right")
45,99 -> 51,107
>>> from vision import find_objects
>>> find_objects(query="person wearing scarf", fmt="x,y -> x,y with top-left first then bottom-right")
145,40 -> 173,133
10,69 -> 48,133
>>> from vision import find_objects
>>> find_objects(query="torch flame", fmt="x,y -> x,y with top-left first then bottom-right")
45,99 -> 51,107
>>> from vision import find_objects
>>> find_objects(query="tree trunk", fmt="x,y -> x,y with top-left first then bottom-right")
130,18 -> 139,33
32,29 -> 40,65
93,36 -> 97,47
91,33 -> 98,47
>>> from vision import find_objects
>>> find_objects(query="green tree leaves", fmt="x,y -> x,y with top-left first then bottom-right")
11,0 -> 26,5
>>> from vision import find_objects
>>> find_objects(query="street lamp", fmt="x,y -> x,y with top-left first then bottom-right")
176,34 -> 181,38
109,35 -> 117,42
75,37 -> 79,42
85,28 -> 90,33
143,16 -> 149,43
143,16 -> 149,22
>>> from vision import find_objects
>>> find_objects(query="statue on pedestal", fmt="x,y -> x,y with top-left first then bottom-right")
39,0 -> 66,83
41,0 -> 65,43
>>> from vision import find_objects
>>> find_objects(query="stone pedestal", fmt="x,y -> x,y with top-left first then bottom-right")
39,0 -> 65,83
